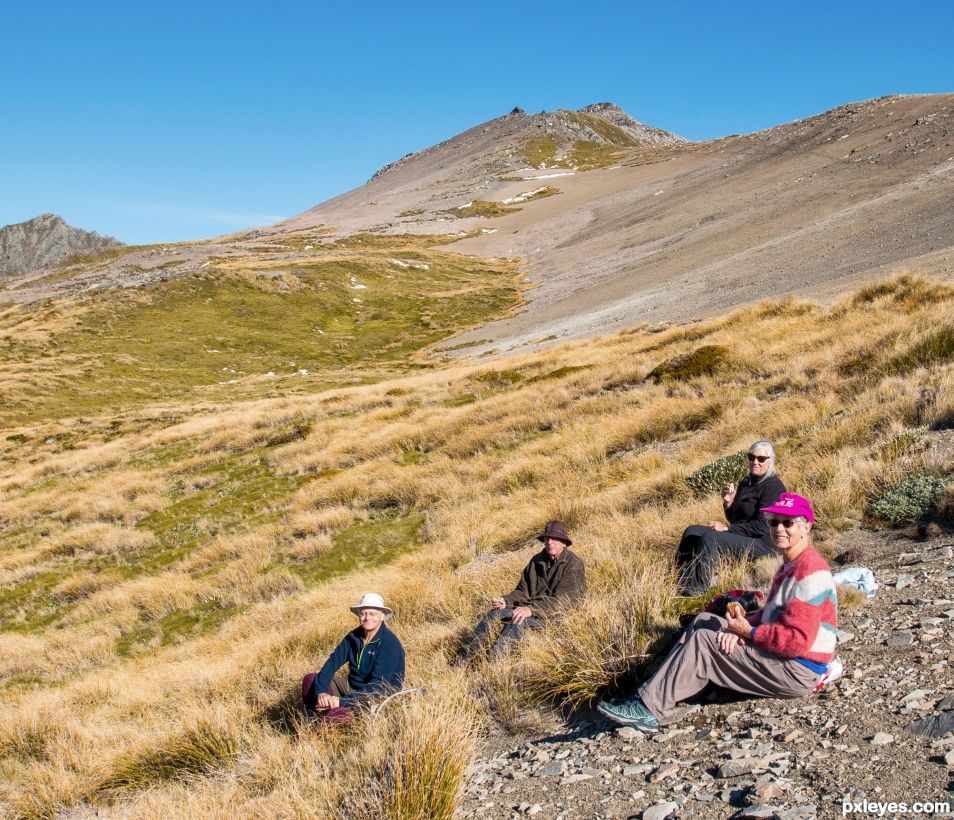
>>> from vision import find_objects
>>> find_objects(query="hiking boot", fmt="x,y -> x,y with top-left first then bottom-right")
596,696 -> 660,732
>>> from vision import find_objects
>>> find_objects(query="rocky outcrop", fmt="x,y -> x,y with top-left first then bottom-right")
579,102 -> 688,147
0,213 -> 122,278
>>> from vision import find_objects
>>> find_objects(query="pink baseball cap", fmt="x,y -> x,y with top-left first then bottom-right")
762,493 -> 815,523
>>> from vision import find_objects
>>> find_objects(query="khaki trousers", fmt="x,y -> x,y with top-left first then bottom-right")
638,612 -> 819,719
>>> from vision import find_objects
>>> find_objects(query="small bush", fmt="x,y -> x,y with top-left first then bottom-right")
647,345 -> 731,383
685,450 -> 748,497
867,472 -> 952,525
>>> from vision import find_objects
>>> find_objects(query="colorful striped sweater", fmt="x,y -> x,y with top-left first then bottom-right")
748,545 -> 838,663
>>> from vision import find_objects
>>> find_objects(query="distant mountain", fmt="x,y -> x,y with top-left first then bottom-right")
0,213 -> 123,278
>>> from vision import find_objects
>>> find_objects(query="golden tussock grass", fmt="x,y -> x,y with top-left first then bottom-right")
1,274 -> 953,815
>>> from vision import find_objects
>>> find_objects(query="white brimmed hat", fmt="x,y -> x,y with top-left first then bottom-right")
350,592 -> 393,619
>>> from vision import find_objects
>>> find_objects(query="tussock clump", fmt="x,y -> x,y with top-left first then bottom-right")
44,523 -> 155,557
647,344 -> 732,383
685,449 -> 748,497
337,687 -> 481,820
94,717 -> 240,797
890,325 -> 954,374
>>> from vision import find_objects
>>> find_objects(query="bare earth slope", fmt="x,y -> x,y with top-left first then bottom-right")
289,94 -> 954,356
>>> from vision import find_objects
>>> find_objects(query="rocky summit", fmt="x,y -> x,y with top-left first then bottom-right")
0,213 -> 122,278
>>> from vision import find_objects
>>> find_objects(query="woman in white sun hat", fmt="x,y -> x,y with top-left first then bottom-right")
302,592 -> 405,724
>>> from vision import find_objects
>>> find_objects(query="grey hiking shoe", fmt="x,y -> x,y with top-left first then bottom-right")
597,696 -> 660,732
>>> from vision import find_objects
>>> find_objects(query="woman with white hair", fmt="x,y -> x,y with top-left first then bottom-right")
302,592 -> 405,724
676,440 -> 785,595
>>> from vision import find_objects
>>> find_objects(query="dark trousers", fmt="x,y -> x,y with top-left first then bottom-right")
676,525 -> 774,595
302,672 -> 353,724
466,607 -> 545,657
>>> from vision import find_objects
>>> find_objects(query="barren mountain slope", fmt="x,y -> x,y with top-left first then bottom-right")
282,104 -> 685,236
438,94 -> 954,354
284,95 -> 954,356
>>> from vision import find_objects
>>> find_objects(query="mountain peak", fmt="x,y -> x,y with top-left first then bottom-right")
0,213 -> 123,278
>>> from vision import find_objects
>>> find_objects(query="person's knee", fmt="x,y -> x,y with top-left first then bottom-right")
689,612 -> 724,634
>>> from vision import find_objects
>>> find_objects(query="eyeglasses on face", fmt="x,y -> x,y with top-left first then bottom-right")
747,454 -> 771,463
768,518 -> 798,529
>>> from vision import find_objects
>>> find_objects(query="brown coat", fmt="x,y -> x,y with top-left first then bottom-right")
503,549 -> 586,615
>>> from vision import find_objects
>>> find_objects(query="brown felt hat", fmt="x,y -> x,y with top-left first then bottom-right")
537,520 -> 572,546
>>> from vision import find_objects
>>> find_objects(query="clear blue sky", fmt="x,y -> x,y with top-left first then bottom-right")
4,1 -> 952,245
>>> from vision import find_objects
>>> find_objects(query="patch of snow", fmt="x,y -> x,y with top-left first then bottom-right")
304,244 -> 313,250
352,297 -> 363,303
457,201 -> 474,210
298,369 -> 308,376
388,258 -> 429,270
265,371 -> 275,377
502,187 -> 548,205
522,171 -> 575,180
481,228 -> 498,235
654,190 -> 665,196
205,349 -> 220,353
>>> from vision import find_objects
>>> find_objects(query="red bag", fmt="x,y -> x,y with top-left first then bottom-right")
705,589 -> 764,617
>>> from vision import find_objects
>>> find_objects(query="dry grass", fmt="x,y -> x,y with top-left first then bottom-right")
1,274 -> 952,815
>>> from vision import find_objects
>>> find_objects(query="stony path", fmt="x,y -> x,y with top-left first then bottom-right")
456,532 -> 954,819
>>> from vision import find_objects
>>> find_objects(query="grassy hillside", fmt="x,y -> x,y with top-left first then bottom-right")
1,275 -> 953,817
0,234 -> 523,425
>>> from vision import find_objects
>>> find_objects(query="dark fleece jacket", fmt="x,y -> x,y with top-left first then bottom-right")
311,622 -> 405,707
503,548 -> 586,615
725,474 -> 786,545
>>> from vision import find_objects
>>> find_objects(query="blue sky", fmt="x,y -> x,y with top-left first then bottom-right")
4,1 -> 952,245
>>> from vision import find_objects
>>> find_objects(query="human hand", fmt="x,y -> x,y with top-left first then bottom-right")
717,631 -> 744,654
721,482 -> 736,501
491,597 -> 506,609
707,520 -> 728,531
510,605 -> 533,625
315,693 -> 340,710
724,608 -> 752,637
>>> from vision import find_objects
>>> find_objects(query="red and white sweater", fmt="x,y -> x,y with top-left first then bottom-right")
748,545 -> 838,663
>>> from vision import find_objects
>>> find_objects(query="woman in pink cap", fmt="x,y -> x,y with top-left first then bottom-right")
599,493 -> 838,732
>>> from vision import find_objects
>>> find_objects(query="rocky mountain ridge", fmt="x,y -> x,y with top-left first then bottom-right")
0,213 -> 122,279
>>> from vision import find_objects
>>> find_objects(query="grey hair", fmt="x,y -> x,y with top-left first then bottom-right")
748,439 -> 777,478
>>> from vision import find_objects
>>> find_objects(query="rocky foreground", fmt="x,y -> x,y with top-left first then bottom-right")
457,531 -> 954,820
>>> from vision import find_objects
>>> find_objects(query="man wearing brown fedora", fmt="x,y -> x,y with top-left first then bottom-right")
462,520 -> 586,658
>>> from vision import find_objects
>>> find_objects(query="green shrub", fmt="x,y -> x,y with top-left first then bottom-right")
647,345 -> 731,383
867,472 -> 952,524
685,450 -> 748,498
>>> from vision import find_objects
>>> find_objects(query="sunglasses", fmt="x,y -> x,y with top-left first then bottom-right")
747,454 -> 771,463
768,518 -> 799,529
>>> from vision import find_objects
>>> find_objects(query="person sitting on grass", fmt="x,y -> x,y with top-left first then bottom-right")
302,592 -> 405,724
599,493 -> 837,732
461,520 -> 586,659
675,439 -> 786,596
